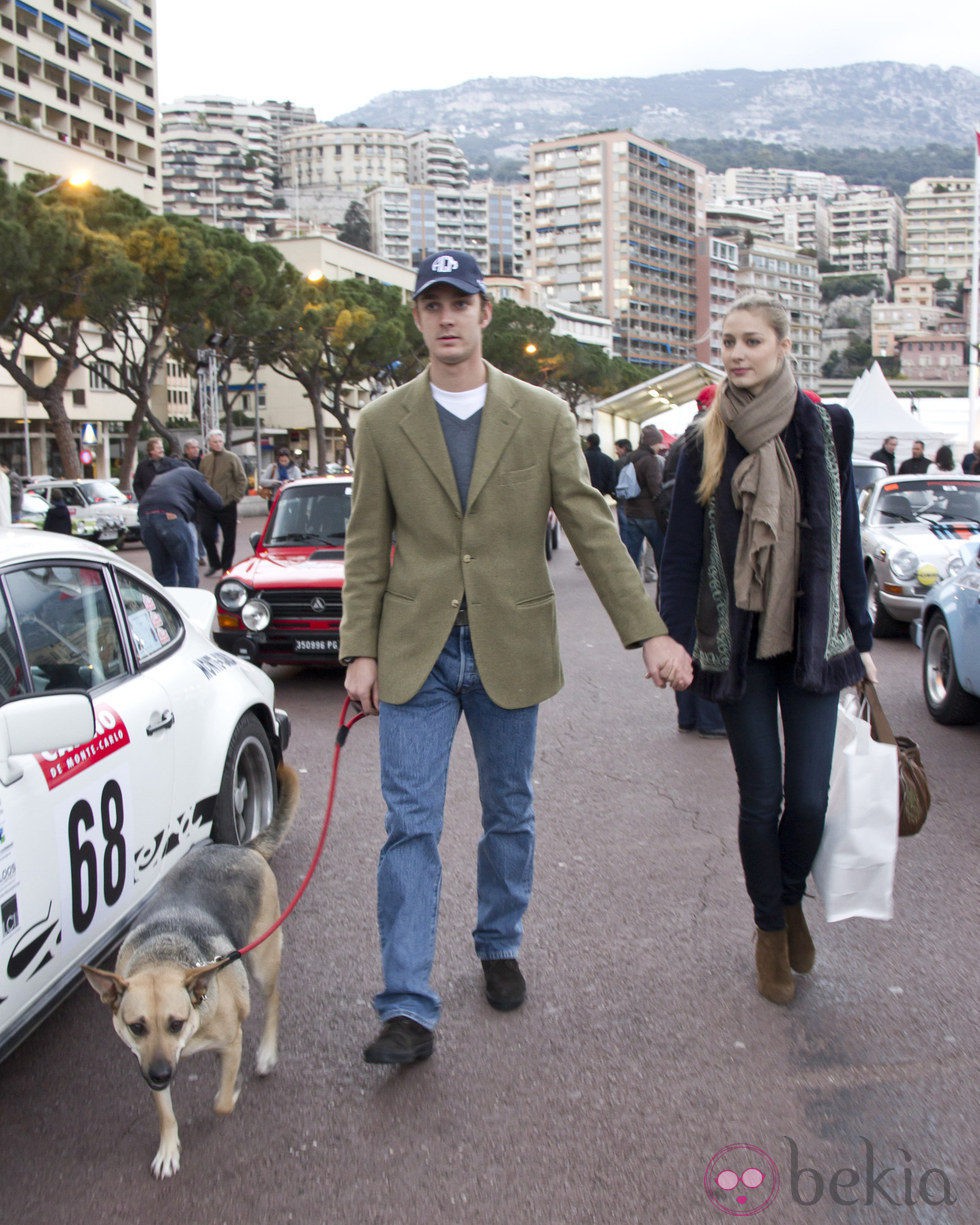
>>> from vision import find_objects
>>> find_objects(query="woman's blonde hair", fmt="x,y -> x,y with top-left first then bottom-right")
696,294 -> 792,505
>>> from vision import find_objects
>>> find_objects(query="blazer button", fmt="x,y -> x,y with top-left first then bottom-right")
451,599 -> 460,608
463,554 -> 472,563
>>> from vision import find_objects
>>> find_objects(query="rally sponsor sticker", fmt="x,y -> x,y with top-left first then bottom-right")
35,705 -> 130,790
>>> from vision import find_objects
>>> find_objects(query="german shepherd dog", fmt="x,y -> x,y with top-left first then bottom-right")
83,763 -> 299,1179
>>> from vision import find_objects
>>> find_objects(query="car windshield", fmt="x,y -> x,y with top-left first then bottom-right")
80,480 -> 127,504
264,483 -> 351,546
873,479 -> 980,526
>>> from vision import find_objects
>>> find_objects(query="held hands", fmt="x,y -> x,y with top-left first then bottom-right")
860,651 -> 878,684
344,657 -> 380,715
642,636 -> 694,691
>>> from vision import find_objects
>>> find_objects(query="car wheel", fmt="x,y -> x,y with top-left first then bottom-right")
213,712 -> 277,844
866,566 -> 904,638
922,615 -> 980,725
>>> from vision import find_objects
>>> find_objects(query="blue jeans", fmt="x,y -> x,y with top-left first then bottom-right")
375,626 -> 538,1029
140,514 -> 199,587
720,654 -> 839,930
624,515 -> 665,571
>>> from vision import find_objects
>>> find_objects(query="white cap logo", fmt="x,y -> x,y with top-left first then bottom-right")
431,255 -> 459,273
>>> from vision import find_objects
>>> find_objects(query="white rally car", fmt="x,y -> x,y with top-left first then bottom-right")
0,529 -> 291,1061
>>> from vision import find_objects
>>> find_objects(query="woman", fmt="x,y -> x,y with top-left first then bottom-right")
928,445 -> 961,474
659,294 -> 875,1005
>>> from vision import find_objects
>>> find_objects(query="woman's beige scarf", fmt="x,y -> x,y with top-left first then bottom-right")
717,358 -> 800,658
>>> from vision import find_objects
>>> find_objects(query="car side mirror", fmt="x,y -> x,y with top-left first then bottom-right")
0,691 -> 96,786
249,531 -> 261,552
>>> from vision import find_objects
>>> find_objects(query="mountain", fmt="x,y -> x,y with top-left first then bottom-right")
332,62 -> 980,174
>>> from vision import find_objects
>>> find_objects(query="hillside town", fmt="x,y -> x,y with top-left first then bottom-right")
1,6 -> 977,480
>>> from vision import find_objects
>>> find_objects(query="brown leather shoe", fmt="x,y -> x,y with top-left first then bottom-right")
784,903 -> 816,974
363,1016 -> 434,1065
755,928 -> 795,1005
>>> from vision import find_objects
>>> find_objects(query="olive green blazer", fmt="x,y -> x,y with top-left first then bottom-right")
339,363 -> 666,708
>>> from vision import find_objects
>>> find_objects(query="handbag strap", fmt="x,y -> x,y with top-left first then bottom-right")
858,679 -> 897,747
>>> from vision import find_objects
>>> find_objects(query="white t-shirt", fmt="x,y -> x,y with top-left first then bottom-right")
430,383 -> 487,420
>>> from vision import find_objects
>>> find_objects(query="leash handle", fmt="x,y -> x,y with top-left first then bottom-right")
214,697 -> 368,969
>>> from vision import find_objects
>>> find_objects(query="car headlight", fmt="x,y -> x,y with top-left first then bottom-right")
216,579 -> 249,611
241,598 -> 272,631
889,549 -> 918,582
946,553 -> 967,578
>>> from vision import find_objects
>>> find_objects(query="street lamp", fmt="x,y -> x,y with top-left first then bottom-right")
32,172 -> 91,197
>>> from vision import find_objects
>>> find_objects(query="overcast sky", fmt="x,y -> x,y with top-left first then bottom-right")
157,0 -> 979,120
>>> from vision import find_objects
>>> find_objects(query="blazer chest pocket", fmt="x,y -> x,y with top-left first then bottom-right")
497,464 -> 539,487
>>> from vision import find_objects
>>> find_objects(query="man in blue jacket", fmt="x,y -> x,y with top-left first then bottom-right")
138,465 -> 223,587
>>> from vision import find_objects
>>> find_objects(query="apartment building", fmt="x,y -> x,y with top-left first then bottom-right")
0,0 -> 160,476
709,167 -> 847,204
161,97 -> 290,234
735,237 -> 822,382
0,0 -> 160,205
827,187 -> 904,274
367,181 -> 524,276
904,177 -> 975,283
407,130 -> 469,190
694,233 -> 740,367
529,130 -> 704,370
896,315 -> 969,382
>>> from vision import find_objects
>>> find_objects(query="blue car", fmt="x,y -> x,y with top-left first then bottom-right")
913,540 -> 980,725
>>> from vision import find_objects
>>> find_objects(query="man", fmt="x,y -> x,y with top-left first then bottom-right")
182,438 -> 207,564
341,250 -> 692,1066
898,439 -> 929,475
870,436 -> 898,475
138,464 -> 223,587
583,434 -> 617,497
661,386 -> 726,740
621,425 -> 666,573
963,442 -> 980,475
199,429 -> 247,575
132,437 -> 181,501
1,460 -> 23,523
612,438 -> 633,545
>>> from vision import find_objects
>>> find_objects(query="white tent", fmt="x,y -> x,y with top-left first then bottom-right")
844,363 -> 953,462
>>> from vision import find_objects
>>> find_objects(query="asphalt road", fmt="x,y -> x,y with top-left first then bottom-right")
0,526 -> 976,1224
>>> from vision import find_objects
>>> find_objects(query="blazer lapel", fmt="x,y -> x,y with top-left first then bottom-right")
466,365 -> 522,510
398,372 -> 462,512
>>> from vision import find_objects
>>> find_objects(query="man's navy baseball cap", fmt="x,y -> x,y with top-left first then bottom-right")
413,250 -> 487,298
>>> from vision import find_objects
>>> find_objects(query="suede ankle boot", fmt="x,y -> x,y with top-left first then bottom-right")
784,903 -> 815,974
755,928 -> 795,1005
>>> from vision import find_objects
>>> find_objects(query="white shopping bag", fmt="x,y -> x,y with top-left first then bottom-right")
811,694 -> 899,921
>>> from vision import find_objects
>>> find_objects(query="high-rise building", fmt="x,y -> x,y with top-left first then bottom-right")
709,167 -> 847,204
407,130 -> 469,190
161,97 -> 289,233
529,131 -> 705,369
904,177 -> 975,283
368,182 -> 524,276
827,187 -> 904,274
0,0 -> 160,206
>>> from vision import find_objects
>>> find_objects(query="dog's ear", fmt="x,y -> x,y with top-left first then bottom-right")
183,963 -> 221,1007
82,964 -> 128,1008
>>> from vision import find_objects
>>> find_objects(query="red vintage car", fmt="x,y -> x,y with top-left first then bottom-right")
213,476 -> 350,666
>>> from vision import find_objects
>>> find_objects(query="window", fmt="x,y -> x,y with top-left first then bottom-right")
115,573 -> 181,665
0,590 -> 28,701
5,565 -> 126,692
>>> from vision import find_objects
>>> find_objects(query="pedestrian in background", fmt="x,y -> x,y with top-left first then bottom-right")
583,433 -> 617,497
621,425 -> 666,575
898,439 -> 929,475
182,438 -> 207,564
661,385 -> 726,740
929,445 -> 960,474
138,465 -> 223,587
341,248 -> 692,1067
613,438 -> 633,545
260,446 -> 302,494
43,488 -> 72,534
0,462 -> 10,528
199,429 -> 247,576
132,437 -> 180,501
869,435 -> 897,475
962,441 -> 980,474
659,293 -> 875,1006
1,460 -> 23,523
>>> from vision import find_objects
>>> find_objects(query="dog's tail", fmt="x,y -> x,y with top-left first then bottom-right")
248,763 -> 300,860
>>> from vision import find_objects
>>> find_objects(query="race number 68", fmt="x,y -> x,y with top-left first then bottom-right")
67,779 -> 126,933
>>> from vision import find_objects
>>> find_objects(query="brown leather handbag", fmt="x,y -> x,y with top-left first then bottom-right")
858,680 -> 930,836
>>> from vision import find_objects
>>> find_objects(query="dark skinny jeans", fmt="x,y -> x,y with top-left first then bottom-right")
720,653 -> 839,930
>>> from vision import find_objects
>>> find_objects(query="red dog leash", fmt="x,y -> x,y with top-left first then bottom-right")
208,696 -> 369,973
